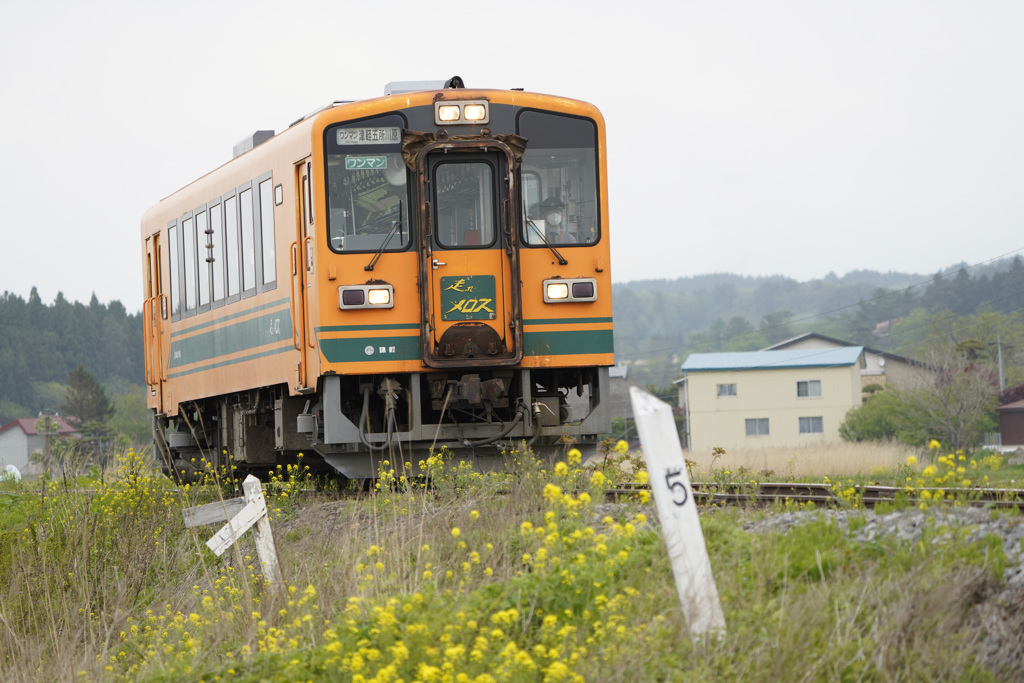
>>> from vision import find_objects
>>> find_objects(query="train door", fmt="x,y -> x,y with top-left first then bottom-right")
143,233 -> 165,408
291,159 -> 317,390
422,150 -> 522,366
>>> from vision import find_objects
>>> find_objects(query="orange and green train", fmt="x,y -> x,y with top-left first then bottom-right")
141,77 -> 613,480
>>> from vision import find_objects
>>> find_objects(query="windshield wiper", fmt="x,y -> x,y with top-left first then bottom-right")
526,218 -> 567,265
364,202 -> 403,271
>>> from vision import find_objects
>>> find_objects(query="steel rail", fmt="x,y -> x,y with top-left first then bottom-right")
604,482 -> 1024,510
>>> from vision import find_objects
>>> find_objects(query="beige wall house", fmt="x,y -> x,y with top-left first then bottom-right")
765,333 -> 930,389
678,347 -> 864,452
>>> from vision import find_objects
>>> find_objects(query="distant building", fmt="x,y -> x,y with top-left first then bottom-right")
677,347 -> 864,451
0,417 -> 79,475
764,332 -> 931,389
997,400 -> 1024,449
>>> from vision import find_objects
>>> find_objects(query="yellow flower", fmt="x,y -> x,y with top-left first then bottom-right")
451,527 -> 461,538
614,440 -> 629,454
554,462 -> 569,477
906,456 -> 918,466
928,439 -> 941,451
469,510 -> 480,521
568,448 -> 582,465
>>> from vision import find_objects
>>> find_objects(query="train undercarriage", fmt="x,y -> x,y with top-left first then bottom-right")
156,367 -> 610,482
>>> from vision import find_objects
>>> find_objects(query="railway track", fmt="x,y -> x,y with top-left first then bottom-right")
605,481 -> 1024,510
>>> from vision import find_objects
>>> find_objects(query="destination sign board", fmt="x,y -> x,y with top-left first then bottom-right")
336,127 -> 402,146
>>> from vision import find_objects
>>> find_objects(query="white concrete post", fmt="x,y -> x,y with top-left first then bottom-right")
629,386 -> 726,636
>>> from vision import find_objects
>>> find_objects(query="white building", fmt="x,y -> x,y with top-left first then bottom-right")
677,347 -> 865,451
0,417 -> 79,475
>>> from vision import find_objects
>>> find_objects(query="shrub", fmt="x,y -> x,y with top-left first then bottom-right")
839,390 -> 904,442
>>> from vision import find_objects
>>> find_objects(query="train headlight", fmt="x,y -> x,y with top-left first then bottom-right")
543,278 -> 597,303
546,283 -> 569,300
463,104 -> 487,121
367,288 -> 392,305
433,100 -> 490,125
339,284 -> 395,309
437,105 -> 461,122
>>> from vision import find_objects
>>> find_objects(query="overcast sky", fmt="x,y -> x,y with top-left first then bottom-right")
1,0 -> 1021,311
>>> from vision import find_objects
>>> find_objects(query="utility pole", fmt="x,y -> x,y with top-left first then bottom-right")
40,409 -> 54,475
997,332 -> 1006,391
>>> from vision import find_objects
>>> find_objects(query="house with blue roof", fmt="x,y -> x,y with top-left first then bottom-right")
676,347 -> 865,451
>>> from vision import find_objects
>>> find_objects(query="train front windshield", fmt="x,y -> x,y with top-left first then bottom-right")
518,111 -> 600,247
325,116 -> 411,253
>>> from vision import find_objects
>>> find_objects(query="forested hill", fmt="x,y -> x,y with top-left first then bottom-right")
2,256 -> 1021,422
612,256 -> 1024,386
0,288 -> 142,424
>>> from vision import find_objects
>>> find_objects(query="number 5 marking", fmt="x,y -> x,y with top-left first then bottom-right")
665,467 -> 689,506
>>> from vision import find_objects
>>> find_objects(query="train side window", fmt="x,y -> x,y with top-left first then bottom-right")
167,222 -> 180,317
209,201 -> 225,302
305,162 -> 312,225
196,209 -> 211,308
302,174 -> 310,226
182,215 -> 197,312
517,111 -> 599,247
239,186 -> 256,294
258,177 -> 276,288
224,193 -> 241,298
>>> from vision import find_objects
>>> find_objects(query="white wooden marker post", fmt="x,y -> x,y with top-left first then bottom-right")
629,386 -> 726,636
182,474 -> 284,590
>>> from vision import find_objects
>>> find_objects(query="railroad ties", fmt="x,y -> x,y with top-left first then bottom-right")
605,482 -> 1024,510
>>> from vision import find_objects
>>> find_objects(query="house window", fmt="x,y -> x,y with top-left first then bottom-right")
717,383 -> 737,397
797,380 -> 821,398
745,418 -> 769,436
799,416 -> 824,434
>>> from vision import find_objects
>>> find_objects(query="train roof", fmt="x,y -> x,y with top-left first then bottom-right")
142,79 -> 601,229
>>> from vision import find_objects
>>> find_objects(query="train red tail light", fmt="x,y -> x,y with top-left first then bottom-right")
571,281 -> 595,299
341,290 -> 365,306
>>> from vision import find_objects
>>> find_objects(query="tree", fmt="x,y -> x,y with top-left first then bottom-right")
63,365 -> 114,426
889,347 -> 999,451
688,316 -> 764,352
108,385 -> 152,447
838,390 -> 904,442
759,310 -> 796,346
62,365 -> 115,469
998,382 -> 1024,406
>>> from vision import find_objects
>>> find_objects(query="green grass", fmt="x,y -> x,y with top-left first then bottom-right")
0,445 -> 1017,681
